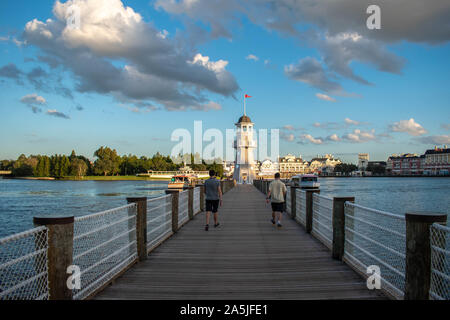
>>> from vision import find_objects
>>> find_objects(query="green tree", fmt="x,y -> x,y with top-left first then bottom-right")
60,155 -> 71,176
367,163 -> 386,175
334,163 -> 357,174
70,158 -> 88,177
93,146 -> 121,176
12,154 -> 35,177
0,160 -> 13,170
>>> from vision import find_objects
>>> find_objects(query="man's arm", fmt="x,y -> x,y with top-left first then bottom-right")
218,184 -> 223,206
266,182 -> 272,203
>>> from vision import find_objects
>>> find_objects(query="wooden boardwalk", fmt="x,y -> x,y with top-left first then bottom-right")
96,184 -> 385,300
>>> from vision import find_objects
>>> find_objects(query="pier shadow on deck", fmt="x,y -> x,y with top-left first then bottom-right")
95,184 -> 386,300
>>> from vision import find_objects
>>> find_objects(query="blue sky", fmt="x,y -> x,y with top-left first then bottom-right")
0,0 -> 449,163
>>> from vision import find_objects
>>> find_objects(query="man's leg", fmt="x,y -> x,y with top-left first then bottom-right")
276,211 -> 282,223
213,200 -> 220,227
206,211 -> 211,225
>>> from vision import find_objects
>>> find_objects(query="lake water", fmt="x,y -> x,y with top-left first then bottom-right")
0,177 -> 449,238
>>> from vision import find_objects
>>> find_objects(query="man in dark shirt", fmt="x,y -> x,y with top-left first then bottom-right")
203,170 -> 222,231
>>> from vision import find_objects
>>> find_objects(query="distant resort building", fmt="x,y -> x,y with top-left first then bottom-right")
309,154 -> 341,175
278,154 -> 308,178
423,146 -> 449,175
257,159 -> 279,179
385,146 -> 449,176
386,153 -> 424,175
357,153 -> 369,171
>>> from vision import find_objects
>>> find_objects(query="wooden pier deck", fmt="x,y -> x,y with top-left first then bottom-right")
96,184 -> 385,300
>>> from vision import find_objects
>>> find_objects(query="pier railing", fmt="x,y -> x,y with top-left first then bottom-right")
146,195 -> 172,252
0,227 -> 49,300
344,202 -> 406,299
0,180 -> 236,300
253,179 -> 448,300
72,204 -> 138,300
430,223 -> 449,300
311,193 -> 333,250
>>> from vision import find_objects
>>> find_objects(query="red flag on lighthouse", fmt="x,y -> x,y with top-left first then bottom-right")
244,94 -> 252,98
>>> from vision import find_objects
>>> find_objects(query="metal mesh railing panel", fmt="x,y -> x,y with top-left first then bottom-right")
72,203 -> 138,300
285,186 -> 291,215
0,227 -> 49,300
147,195 -> 172,251
430,223 -> 450,300
194,187 -> 201,215
178,190 -> 189,227
344,202 -> 405,299
311,194 -> 333,250
295,190 -> 307,226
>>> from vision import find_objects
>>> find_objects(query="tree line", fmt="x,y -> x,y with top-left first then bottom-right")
0,147 -> 224,178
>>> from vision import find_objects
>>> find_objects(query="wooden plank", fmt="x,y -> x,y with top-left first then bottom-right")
95,184 -> 386,300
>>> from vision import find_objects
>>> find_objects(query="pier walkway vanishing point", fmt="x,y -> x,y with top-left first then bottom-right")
96,184 -> 384,300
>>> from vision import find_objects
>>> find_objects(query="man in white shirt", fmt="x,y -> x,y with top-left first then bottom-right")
265,172 -> 287,228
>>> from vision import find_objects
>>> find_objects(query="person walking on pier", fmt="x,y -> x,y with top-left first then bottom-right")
266,172 -> 286,228
204,169 -> 223,231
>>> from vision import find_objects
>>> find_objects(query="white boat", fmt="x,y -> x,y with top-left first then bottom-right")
288,174 -> 320,189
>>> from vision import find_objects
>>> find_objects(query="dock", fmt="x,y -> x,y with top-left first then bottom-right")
1,181 -> 448,301
95,184 -> 384,300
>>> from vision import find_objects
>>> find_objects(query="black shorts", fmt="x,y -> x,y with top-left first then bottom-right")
271,202 -> 284,212
206,199 -> 220,213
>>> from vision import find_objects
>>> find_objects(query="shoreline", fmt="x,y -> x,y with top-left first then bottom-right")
2,175 -> 449,181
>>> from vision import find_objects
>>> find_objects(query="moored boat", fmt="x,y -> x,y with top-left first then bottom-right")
288,174 -> 320,189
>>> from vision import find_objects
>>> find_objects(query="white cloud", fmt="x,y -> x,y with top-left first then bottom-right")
327,134 -> 341,142
20,93 -> 46,113
316,93 -> 336,102
20,93 -> 46,105
280,132 -> 295,142
300,134 -> 323,144
246,54 -> 259,61
46,109 -> 70,119
389,118 -> 427,136
342,129 -> 376,143
344,118 -> 360,125
22,0 -> 238,111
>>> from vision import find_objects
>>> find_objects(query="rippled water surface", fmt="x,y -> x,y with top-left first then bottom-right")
0,179 -> 168,238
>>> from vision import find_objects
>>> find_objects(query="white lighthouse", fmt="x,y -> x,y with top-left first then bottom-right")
233,114 -> 257,184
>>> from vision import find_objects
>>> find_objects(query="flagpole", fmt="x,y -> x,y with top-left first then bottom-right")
244,94 -> 246,115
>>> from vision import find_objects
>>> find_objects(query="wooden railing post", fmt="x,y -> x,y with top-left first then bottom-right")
305,189 -> 320,233
33,216 -> 74,300
165,190 -> 180,233
188,187 -> 194,220
290,186 -> 298,219
126,197 -> 147,262
197,184 -> 205,212
404,212 -> 447,300
332,197 -> 355,260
